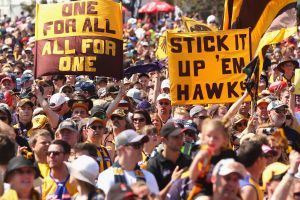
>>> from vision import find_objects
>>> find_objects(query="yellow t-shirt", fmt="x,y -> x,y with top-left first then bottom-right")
41,174 -> 77,200
38,163 -> 50,178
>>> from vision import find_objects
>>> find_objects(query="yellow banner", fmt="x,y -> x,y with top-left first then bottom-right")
167,29 -> 251,105
35,0 -> 123,40
182,16 -> 217,32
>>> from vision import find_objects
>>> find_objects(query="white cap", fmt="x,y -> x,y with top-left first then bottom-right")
141,41 -> 149,47
65,155 -> 99,185
207,15 -> 217,24
23,69 -> 33,75
161,79 -> 170,89
212,158 -> 247,180
49,93 -> 69,109
128,18 -> 137,25
127,88 -> 142,103
157,93 -> 171,101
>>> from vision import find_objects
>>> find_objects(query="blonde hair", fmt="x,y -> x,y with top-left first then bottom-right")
201,119 -> 230,149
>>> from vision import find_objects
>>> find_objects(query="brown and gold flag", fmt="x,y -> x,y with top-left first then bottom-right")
34,0 -> 123,79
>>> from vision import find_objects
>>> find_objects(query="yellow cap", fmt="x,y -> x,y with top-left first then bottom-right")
262,162 -> 289,190
32,114 -> 48,129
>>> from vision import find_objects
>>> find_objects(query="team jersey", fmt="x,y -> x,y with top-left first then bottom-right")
41,173 -> 77,200
240,175 -> 263,200
96,145 -> 112,172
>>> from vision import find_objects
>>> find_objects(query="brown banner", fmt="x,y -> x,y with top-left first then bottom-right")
34,36 -> 123,79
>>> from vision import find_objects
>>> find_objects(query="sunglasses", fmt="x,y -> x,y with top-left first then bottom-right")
111,116 -> 124,121
236,121 -> 247,127
15,168 -> 34,175
90,125 -> 104,131
46,151 -> 64,156
195,115 -> 208,120
62,90 -> 72,94
133,118 -> 145,123
274,108 -> 286,114
286,115 -> 292,120
127,142 -> 144,150
159,101 -> 170,106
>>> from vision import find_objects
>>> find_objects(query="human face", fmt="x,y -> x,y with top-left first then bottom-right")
14,69 -> 23,78
280,90 -> 290,105
72,107 -> 88,118
85,122 -> 105,145
56,129 -> 78,147
282,62 -> 295,75
218,106 -> 228,118
151,118 -> 162,131
256,103 -> 269,122
269,107 -> 286,127
235,120 -> 247,133
215,173 -> 240,200
156,100 -> 171,116
124,142 -> 144,162
192,111 -> 208,131
1,80 -> 12,90
17,104 -> 33,123
293,181 -> 300,200
22,80 -> 33,89
111,115 -> 126,133
239,102 -> 250,116
0,112 -> 9,124
47,144 -> 68,169
32,135 -> 52,159
202,126 -> 226,154
133,113 -> 147,131
164,133 -> 184,152
8,167 -> 35,194
138,76 -> 149,88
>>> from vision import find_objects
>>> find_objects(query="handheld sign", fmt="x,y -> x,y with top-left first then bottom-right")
167,29 -> 251,105
35,0 -> 123,78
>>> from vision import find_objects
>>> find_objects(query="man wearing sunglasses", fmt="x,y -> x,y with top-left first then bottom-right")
83,117 -> 112,172
190,105 -> 208,133
156,93 -> 172,124
267,100 -> 300,152
97,129 -> 159,196
42,139 -> 77,200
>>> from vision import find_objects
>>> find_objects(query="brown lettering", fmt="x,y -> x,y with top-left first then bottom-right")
62,4 -> 72,16
74,1 -> 85,15
87,1 -> 98,15
54,20 -> 64,34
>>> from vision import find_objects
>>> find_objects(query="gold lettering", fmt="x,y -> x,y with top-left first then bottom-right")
59,57 -> 71,71
85,56 -> 96,72
82,39 -> 93,53
93,39 -> 104,54
105,40 -> 116,56
42,41 -> 52,55
65,40 -> 75,54
72,56 -> 84,71
53,40 -> 64,54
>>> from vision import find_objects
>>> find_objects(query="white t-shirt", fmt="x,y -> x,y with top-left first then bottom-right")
97,167 -> 159,195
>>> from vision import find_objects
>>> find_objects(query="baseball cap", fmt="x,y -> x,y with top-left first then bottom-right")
90,105 -> 106,119
32,114 -> 48,129
86,117 -> 105,127
136,99 -> 151,110
161,79 -> 170,89
257,97 -> 270,106
1,76 -> 12,84
212,158 -> 247,182
262,162 -> 289,190
56,119 -> 78,134
20,73 -> 33,84
80,82 -> 96,93
261,144 -> 277,157
183,120 -> 198,133
189,105 -> 206,117
107,183 -> 136,200
267,100 -> 288,111
115,129 -> 149,149
160,122 -> 183,137
65,155 -> 99,185
17,98 -> 34,107
49,93 -> 69,109
1,44 -> 9,51
127,88 -> 142,104
111,109 -> 126,118
4,156 -> 36,182
59,84 -> 74,93
157,93 -> 171,102
106,84 -> 119,94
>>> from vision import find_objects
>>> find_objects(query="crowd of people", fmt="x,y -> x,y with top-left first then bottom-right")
0,6 -> 299,200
